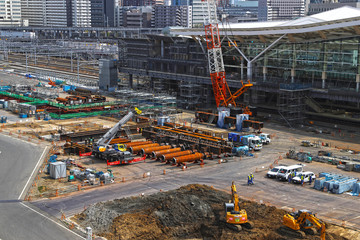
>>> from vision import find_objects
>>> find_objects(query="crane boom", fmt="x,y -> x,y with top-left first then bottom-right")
96,107 -> 141,147
201,0 -> 253,108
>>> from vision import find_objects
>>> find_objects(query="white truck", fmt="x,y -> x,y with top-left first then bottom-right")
259,133 -> 271,145
241,135 -> 263,151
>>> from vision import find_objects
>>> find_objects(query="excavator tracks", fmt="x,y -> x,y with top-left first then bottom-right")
278,226 -> 306,239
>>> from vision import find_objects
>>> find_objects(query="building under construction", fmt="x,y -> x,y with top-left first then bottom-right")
119,6 -> 360,126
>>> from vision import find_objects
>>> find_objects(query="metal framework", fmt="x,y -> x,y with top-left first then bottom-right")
201,0 -> 252,108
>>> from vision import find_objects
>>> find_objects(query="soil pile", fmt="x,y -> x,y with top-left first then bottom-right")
74,184 -> 353,240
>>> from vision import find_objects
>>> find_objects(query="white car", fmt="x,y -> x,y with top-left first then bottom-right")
266,166 -> 286,178
292,171 -> 316,184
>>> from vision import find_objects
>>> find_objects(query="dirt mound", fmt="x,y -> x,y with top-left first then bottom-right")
74,184 -> 353,240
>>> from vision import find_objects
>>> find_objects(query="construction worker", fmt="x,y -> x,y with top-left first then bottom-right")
301,175 -> 304,186
288,173 -> 292,183
248,173 -> 254,185
247,175 -> 252,185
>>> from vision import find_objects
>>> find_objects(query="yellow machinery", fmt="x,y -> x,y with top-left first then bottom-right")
282,209 -> 326,239
224,181 -> 253,231
113,144 -> 126,152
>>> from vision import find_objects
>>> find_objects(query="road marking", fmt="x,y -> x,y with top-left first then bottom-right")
18,146 -> 48,200
20,202 -> 85,239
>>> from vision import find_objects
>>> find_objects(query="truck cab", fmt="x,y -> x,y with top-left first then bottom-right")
241,135 -> 262,151
259,133 -> 271,144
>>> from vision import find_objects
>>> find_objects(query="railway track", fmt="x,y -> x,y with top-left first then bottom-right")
0,60 -> 99,87
7,53 -> 99,76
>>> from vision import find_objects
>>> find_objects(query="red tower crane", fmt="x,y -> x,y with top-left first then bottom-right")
201,0 -> 253,114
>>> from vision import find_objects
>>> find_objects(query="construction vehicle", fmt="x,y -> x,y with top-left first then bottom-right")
301,140 -> 314,147
201,0 -> 253,113
281,209 -> 326,239
259,133 -> 271,144
113,143 -> 127,152
92,107 -> 145,165
224,181 -> 254,231
228,133 -> 263,151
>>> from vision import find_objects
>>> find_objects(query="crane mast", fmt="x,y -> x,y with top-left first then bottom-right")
201,0 -> 253,110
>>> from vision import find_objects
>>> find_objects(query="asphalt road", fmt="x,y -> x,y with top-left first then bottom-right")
0,134 -> 84,240
33,150 -> 360,230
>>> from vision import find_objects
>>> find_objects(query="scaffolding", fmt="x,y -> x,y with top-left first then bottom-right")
278,84 -> 312,126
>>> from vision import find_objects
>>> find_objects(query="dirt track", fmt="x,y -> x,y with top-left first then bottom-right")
74,184 -> 356,240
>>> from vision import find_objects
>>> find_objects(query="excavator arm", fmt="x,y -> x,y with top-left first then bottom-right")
231,181 -> 239,212
304,213 -> 326,240
296,212 -> 325,240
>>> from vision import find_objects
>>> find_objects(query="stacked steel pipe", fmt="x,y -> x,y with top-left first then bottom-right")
160,150 -> 193,162
129,143 -> 159,154
124,141 -> 153,149
172,153 -> 204,165
151,147 -> 182,159
140,145 -> 171,156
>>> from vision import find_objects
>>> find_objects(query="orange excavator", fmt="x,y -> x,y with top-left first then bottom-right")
224,181 -> 254,231
282,209 -> 326,239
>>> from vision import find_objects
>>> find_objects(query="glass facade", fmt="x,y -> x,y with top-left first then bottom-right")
222,37 -> 360,91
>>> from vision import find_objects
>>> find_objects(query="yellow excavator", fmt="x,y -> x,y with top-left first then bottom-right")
282,209 -> 326,239
224,181 -> 254,231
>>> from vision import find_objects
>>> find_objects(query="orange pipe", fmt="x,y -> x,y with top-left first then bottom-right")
172,153 -> 204,164
109,138 -> 131,144
151,147 -> 182,158
130,143 -> 159,154
140,145 -> 171,156
124,141 -> 153,148
160,150 -> 193,162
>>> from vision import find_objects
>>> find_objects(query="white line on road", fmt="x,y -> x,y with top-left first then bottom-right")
20,202 -> 85,240
18,146 -> 48,200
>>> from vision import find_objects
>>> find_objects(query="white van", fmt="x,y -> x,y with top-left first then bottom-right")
292,171 -> 316,184
266,166 -> 286,178
277,164 -> 304,181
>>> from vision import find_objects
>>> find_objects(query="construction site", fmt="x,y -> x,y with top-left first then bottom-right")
1,3 -> 360,240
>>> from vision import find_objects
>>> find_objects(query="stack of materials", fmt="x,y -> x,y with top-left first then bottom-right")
351,182 -> 360,196
314,172 -> 359,194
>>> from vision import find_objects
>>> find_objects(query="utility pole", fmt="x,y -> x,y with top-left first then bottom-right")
77,54 -> 80,83
26,52 -> 28,72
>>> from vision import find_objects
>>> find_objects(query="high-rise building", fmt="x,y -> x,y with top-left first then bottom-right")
72,0 -> 91,27
43,0 -> 90,27
220,1 -> 258,23
91,0 -> 115,27
259,0 -> 308,21
0,0 -> 22,26
152,5 -> 192,28
143,0 -> 164,5
120,0 -> 143,6
123,6 -> 152,27
191,0 -> 204,27
21,0 -> 43,26
308,0 -> 360,15
172,0 -> 192,5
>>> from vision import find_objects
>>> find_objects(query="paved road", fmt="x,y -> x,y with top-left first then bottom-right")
0,134 -> 84,240
33,150 -> 360,230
